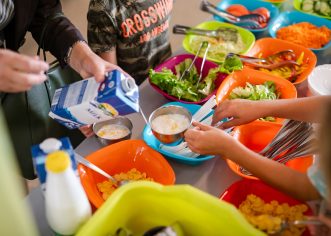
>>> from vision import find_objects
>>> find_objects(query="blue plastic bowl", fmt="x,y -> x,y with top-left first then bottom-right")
142,102 -> 216,166
214,0 -> 279,38
268,11 -> 331,65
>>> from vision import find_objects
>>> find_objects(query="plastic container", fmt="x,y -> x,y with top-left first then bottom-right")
78,140 -> 175,208
308,64 -> 331,96
148,54 -> 227,104
214,0 -> 279,38
31,137 -> 77,192
226,121 -> 313,180
220,179 -> 313,236
182,21 -> 255,64
45,151 -> 92,235
245,38 -> 317,84
268,11 -> 331,65
76,181 -> 265,236
216,67 -> 297,103
293,0 -> 331,20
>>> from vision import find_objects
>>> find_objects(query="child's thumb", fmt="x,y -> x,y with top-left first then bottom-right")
192,122 -> 210,131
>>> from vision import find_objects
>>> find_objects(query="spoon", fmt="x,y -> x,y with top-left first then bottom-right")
75,153 -> 130,187
200,0 -> 265,29
269,217 -> 324,235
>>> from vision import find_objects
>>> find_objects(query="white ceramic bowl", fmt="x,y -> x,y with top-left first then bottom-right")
308,65 -> 331,96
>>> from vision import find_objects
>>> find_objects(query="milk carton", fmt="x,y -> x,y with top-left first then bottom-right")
31,137 -> 76,192
49,70 -> 139,129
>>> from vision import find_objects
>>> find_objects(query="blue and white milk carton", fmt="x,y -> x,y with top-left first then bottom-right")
49,70 -> 139,129
31,137 -> 77,192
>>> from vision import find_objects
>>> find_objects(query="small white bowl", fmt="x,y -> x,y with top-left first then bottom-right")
308,65 -> 331,96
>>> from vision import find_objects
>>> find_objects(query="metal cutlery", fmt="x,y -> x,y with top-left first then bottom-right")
226,50 -> 299,70
240,120 -> 317,176
179,41 -> 207,81
173,24 -> 239,42
200,0 -> 265,29
196,42 -> 210,86
269,217 -> 323,235
75,153 -> 130,187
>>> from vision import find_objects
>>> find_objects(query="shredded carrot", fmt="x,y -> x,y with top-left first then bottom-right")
276,22 -> 331,49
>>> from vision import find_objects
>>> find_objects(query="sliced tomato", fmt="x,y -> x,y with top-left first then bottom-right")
226,4 -> 250,16
251,7 -> 270,21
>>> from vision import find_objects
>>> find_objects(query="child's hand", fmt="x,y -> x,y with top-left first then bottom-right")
79,125 -> 94,138
212,99 -> 265,129
184,122 -> 237,156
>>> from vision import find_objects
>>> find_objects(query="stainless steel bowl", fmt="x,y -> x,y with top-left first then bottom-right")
149,105 -> 192,144
93,116 -> 133,146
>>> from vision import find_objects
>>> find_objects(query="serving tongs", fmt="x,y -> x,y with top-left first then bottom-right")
179,41 -> 209,81
173,24 -> 239,42
200,0 -> 265,29
226,50 -> 299,69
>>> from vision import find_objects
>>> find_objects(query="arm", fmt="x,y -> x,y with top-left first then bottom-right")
184,122 -> 321,201
29,0 -> 121,82
213,96 -> 331,128
28,0 -> 84,65
99,49 -> 117,65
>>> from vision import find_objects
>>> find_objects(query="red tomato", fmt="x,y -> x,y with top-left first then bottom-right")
226,4 -> 250,16
251,7 -> 270,21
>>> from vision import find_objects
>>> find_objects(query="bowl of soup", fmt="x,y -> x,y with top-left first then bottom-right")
149,105 -> 192,144
93,116 -> 133,146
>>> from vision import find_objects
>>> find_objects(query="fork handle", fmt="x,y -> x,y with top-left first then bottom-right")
173,25 -> 215,37
200,0 -> 237,23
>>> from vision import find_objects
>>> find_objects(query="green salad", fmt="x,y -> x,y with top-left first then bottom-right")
149,59 -> 219,102
229,81 -> 279,100
229,81 -> 280,121
190,28 -> 245,62
149,57 -> 243,102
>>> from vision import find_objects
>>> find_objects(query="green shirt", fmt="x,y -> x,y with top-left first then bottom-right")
88,0 -> 173,85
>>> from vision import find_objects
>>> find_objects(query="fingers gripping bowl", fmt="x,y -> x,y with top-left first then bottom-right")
149,105 -> 193,144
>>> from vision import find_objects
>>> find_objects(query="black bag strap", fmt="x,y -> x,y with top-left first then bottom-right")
37,12 -> 67,105
37,12 -> 65,62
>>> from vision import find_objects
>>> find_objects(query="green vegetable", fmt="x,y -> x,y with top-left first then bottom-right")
219,55 -> 243,74
229,81 -> 280,121
302,0 -> 331,16
229,81 -> 279,100
149,59 -> 220,102
320,1 -> 331,15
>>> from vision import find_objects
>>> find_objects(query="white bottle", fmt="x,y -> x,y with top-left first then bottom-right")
45,151 -> 92,235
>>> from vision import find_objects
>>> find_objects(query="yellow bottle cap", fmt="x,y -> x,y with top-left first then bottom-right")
45,151 -> 71,173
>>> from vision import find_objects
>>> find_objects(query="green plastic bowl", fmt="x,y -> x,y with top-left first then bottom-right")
293,0 -> 331,20
77,182 -> 265,236
182,21 -> 255,64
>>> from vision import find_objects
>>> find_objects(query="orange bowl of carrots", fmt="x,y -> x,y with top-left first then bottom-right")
245,38 -> 317,85
226,121 -> 314,180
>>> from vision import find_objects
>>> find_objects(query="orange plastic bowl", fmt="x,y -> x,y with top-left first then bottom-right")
216,68 -> 297,103
220,179 -> 313,236
245,38 -> 317,85
226,121 -> 313,180
78,140 -> 176,208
